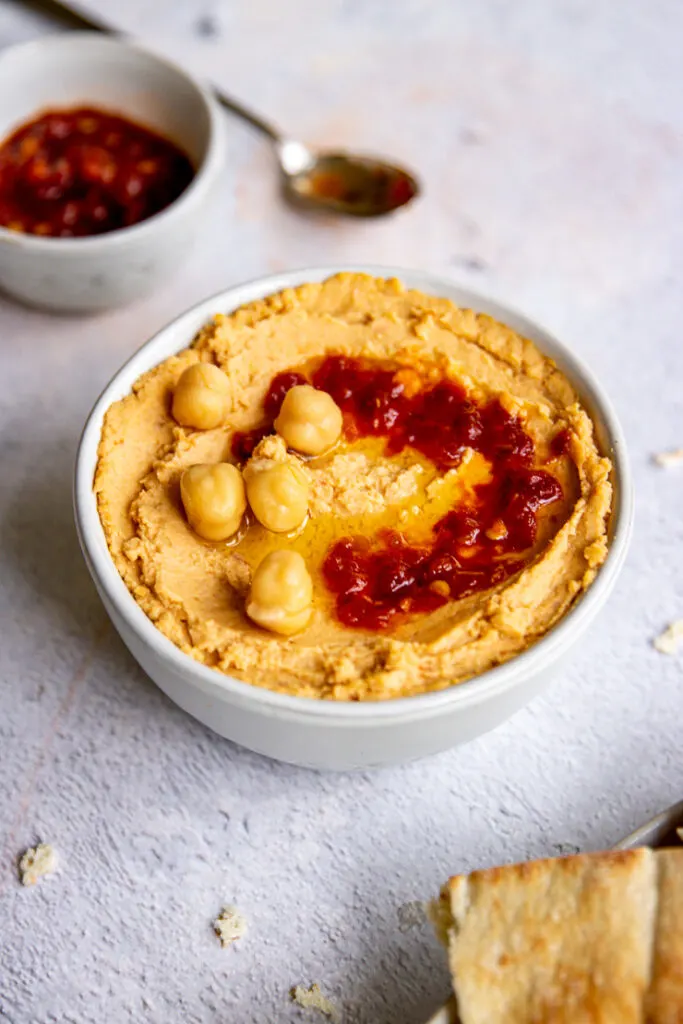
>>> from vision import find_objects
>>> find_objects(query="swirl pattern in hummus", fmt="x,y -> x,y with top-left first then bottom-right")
95,273 -> 612,700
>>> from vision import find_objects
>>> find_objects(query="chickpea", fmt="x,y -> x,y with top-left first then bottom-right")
274,384 -> 343,456
245,462 -> 309,533
246,550 -> 313,635
172,363 -> 231,430
180,463 -> 247,541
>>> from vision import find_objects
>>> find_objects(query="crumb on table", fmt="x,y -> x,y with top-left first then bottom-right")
652,448 -> 683,468
213,905 -> 247,947
290,983 -> 340,1021
18,843 -> 57,886
653,620 -> 683,655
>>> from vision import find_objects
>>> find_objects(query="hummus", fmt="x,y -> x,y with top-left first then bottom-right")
95,273 -> 612,700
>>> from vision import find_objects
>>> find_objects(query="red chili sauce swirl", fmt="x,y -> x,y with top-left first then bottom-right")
0,107 -> 194,238
233,355 -> 565,631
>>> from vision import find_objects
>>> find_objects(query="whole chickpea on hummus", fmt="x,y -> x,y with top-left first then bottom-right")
95,274 -> 612,701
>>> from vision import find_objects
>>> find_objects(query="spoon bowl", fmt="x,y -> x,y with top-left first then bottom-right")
278,139 -> 420,217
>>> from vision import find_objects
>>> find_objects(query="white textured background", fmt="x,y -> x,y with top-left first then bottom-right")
1,1 -> 682,1021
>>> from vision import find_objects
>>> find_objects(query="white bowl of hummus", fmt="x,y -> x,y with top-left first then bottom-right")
75,267 -> 632,769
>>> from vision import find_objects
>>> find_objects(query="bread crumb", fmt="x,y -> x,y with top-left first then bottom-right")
653,620 -> 683,655
652,448 -> 683,468
397,899 -> 427,932
18,843 -> 56,886
291,983 -> 340,1021
213,905 -> 247,947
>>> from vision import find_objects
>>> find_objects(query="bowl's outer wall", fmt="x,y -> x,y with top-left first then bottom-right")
96,578 -> 561,770
74,266 -> 633,769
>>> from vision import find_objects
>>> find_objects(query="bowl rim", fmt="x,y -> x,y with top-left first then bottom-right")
0,32 -> 223,250
612,799 -> 683,850
74,264 -> 634,720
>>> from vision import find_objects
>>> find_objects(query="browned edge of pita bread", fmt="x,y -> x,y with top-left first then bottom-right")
646,849 -> 683,1024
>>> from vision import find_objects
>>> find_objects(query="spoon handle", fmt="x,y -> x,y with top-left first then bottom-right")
214,92 -> 280,143
19,0 -> 282,141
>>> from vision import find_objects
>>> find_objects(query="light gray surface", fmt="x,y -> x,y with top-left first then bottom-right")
0,1 -> 681,1021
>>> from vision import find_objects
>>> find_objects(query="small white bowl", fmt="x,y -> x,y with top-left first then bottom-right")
0,34 -> 224,312
74,266 -> 633,770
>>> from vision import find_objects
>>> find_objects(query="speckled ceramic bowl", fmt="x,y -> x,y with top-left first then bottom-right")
0,33 -> 224,311
74,266 -> 633,769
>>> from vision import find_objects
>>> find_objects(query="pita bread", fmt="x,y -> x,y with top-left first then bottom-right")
647,849 -> 683,1024
439,848 -> 658,1024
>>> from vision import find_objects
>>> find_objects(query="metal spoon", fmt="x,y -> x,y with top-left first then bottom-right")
20,0 -> 421,218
